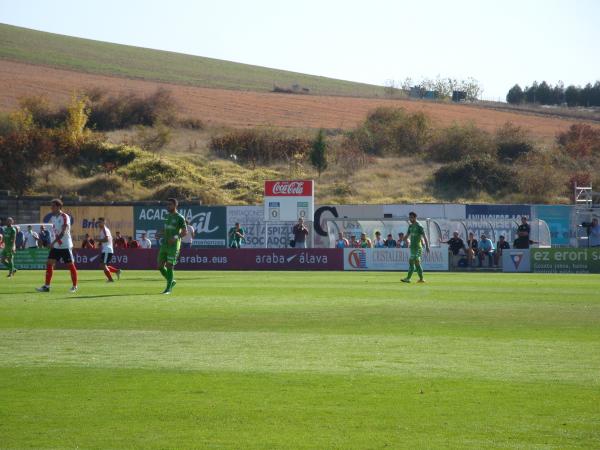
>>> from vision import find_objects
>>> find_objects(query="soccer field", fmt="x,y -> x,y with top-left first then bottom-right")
1,271 -> 599,449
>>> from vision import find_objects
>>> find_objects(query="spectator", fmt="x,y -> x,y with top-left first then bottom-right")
292,217 -> 309,248
441,231 -> 466,256
466,232 -> 478,266
478,234 -> 495,267
138,232 -> 152,249
229,222 -> 245,249
39,225 -> 51,248
495,235 -> 510,266
384,233 -> 396,248
373,231 -> 385,248
589,218 -> 600,247
335,232 -> 349,249
182,220 -> 195,249
349,235 -> 359,248
114,231 -> 128,249
518,216 -> 531,238
15,226 -> 24,250
81,233 -> 96,249
396,232 -> 408,248
24,225 -> 40,250
513,235 -> 536,249
127,236 -> 139,249
359,232 -> 372,248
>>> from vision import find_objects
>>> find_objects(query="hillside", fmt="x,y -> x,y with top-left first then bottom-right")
0,59 -> 586,140
0,23 -> 385,97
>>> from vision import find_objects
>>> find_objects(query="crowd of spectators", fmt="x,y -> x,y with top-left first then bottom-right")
333,230 -> 413,249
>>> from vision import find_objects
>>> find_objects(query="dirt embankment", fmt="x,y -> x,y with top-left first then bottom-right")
0,59 -> 590,139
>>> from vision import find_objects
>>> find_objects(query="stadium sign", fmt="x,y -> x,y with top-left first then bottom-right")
134,206 -> 226,247
14,248 -> 50,269
264,180 -> 314,222
501,249 -> 531,272
39,206 -> 134,245
50,248 -> 343,270
531,248 -> 600,273
343,248 -> 448,271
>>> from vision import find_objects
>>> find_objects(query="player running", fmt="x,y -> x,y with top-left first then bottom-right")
1,217 -> 17,277
401,211 -> 430,284
36,199 -> 78,293
96,217 -> 122,282
156,198 -> 186,295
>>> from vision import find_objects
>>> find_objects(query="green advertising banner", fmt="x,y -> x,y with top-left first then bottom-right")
531,248 -> 600,273
14,248 -> 50,269
134,205 -> 227,247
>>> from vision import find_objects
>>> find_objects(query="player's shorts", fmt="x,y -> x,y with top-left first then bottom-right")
101,252 -> 114,265
409,247 -> 423,260
48,248 -> 74,264
1,248 -> 15,259
158,244 -> 180,265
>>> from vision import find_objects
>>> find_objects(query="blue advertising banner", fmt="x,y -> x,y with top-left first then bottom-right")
533,205 -> 573,246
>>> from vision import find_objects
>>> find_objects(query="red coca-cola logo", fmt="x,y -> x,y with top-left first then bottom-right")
265,180 -> 313,196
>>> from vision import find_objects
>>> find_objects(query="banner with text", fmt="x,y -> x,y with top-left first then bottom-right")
531,248 -> 600,273
40,206 -> 134,245
134,206 -> 226,247
343,248 -> 448,271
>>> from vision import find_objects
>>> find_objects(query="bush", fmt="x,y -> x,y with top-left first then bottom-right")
346,107 -> 432,156
210,128 -> 311,165
428,123 -> 496,163
514,149 -> 566,202
151,183 -> 221,204
178,117 -> 205,130
86,88 -> 178,130
495,122 -> 534,163
433,156 -> 515,197
69,142 -> 141,177
133,124 -> 172,153
18,95 -> 66,128
556,123 -> 600,159
76,175 -> 128,197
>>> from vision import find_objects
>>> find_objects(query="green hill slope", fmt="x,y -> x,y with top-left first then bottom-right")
0,23 -> 385,97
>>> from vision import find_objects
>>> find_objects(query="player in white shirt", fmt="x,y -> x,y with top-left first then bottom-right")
96,217 -> 122,282
36,199 -> 78,293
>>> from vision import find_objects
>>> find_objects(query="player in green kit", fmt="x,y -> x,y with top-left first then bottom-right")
1,217 -> 17,277
401,211 -> 430,283
156,198 -> 187,294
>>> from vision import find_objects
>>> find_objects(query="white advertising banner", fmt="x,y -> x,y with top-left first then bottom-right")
227,205 -> 293,248
502,249 -> 531,273
343,248 -> 449,271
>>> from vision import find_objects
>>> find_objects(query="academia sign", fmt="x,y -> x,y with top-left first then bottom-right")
134,206 -> 227,247
343,248 -> 449,271
531,248 -> 600,274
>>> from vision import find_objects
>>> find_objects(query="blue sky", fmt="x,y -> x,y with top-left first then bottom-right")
1,0 -> 599,100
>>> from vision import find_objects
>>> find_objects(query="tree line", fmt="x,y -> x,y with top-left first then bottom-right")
506,81 -> 600,107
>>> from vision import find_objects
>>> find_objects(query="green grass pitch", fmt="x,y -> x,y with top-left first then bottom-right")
1,270 -> 599,449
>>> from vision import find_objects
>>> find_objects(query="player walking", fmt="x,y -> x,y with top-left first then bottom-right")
96,217 -> 121,282
401,211 -> 430,284
1,217 -> 17,277
156,198 -> 186,294
36,199 -> 78,293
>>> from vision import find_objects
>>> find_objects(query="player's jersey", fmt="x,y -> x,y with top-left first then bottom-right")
162,212 -> 186,246
99,225 -> 114,254
49,212 -> 73,249
407,222 -> 425,250
3,226 -> 16,248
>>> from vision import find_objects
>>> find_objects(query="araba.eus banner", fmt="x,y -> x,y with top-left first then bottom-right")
134,206 -> 226,247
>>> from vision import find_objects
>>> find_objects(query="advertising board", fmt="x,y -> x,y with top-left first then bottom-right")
531,248 -> 600,273
343,248 -> 448,271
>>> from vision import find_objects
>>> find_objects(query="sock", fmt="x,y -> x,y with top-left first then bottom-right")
166,266 -> 174,289
104,268 -> 113,281
416,264 -> 423,280
68,263 -> 78,287
407,262 -> 415,280
45,263 -> 54,286
107,266 -> 119,273
159,266 -> 168,279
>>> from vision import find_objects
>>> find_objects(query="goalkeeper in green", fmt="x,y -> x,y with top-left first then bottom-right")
401,211 -> 430,283
1,217 -> 17,277
156,198 -> 187,294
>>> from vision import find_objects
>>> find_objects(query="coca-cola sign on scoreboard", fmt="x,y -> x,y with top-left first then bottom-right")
264,180 -> 315,223
265,180 -> 313,196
